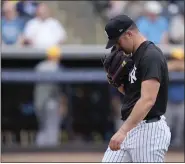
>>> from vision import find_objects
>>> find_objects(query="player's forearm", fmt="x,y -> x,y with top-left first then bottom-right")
119,98 -> 154,133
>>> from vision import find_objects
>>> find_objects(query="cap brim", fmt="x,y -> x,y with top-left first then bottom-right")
105,39 -> 117,49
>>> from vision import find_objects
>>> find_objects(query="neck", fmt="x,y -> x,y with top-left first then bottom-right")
133,33 -> 147,53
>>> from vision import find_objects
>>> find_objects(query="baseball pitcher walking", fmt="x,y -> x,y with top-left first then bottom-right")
102,15 -> 171,162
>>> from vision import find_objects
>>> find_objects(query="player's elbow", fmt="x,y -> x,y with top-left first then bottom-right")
146,98 -> 156,108
141,96 -> 156,109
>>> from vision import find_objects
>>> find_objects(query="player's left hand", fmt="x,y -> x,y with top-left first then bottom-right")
109,129 -> 127,151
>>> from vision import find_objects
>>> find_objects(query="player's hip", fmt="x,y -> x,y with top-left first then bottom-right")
127,115 -> 170,135
123,115 -> 171,148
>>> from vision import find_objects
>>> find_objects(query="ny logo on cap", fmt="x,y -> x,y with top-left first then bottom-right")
119,29 -> 123,32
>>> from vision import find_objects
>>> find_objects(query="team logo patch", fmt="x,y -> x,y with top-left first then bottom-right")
129,65 -> 137,84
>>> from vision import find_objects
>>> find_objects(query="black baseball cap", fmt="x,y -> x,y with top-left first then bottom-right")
105,14 -> 134,49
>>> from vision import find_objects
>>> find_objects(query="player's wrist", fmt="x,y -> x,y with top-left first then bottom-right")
119,125 -> 129,134
120,119 -> 137,134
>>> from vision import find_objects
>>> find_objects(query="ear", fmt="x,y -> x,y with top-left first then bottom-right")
126,31 -> 132,37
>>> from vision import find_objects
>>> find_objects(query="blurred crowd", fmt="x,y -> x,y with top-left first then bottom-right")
93,0 -> 184,45
2,0 -> 184,47
2,0 -> 67,49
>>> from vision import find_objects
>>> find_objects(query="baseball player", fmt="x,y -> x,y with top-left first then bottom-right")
34,46 -> 66,146
102,15 -> 171,162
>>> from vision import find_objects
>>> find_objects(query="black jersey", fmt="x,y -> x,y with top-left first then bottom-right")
121,41 -> 169,120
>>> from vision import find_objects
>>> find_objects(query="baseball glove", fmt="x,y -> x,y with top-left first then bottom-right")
102,46 -> 133,88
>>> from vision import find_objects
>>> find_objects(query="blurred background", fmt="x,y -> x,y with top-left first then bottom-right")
1,0 -> 184,162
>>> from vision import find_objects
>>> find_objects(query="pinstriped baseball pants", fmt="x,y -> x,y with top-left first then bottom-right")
102,116 -> 171,162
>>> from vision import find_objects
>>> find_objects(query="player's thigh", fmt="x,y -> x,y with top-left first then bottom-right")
102,147 -> 132,163
131,147 -> 168,162
130,121 -> 171,162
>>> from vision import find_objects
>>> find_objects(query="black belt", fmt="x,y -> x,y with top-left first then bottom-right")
145,116 -> 160,123
122,116 -> 161,122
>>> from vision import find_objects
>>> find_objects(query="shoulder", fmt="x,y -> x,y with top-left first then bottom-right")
47,18 -> 61,25
158,16 -> 168,24
141,44 -> 165,64
45,18 -> 63,29
35,61 -> 60,71
47,18 -> 65,31
26,18 -> 39,26
24,18 -> 40,31
35,61 -> 47,70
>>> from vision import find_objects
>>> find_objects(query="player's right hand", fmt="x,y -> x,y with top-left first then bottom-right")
109,129 -> 126,151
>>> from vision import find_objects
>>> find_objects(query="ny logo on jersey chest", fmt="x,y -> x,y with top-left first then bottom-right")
129,65 -> 137,84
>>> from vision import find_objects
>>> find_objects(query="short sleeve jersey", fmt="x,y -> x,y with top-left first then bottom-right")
121,41 -> 169,120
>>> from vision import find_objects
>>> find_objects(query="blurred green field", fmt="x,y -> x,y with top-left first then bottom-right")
1,151 -> 184,162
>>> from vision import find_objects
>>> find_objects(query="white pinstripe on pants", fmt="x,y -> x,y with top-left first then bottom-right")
102,116 -> 171,162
